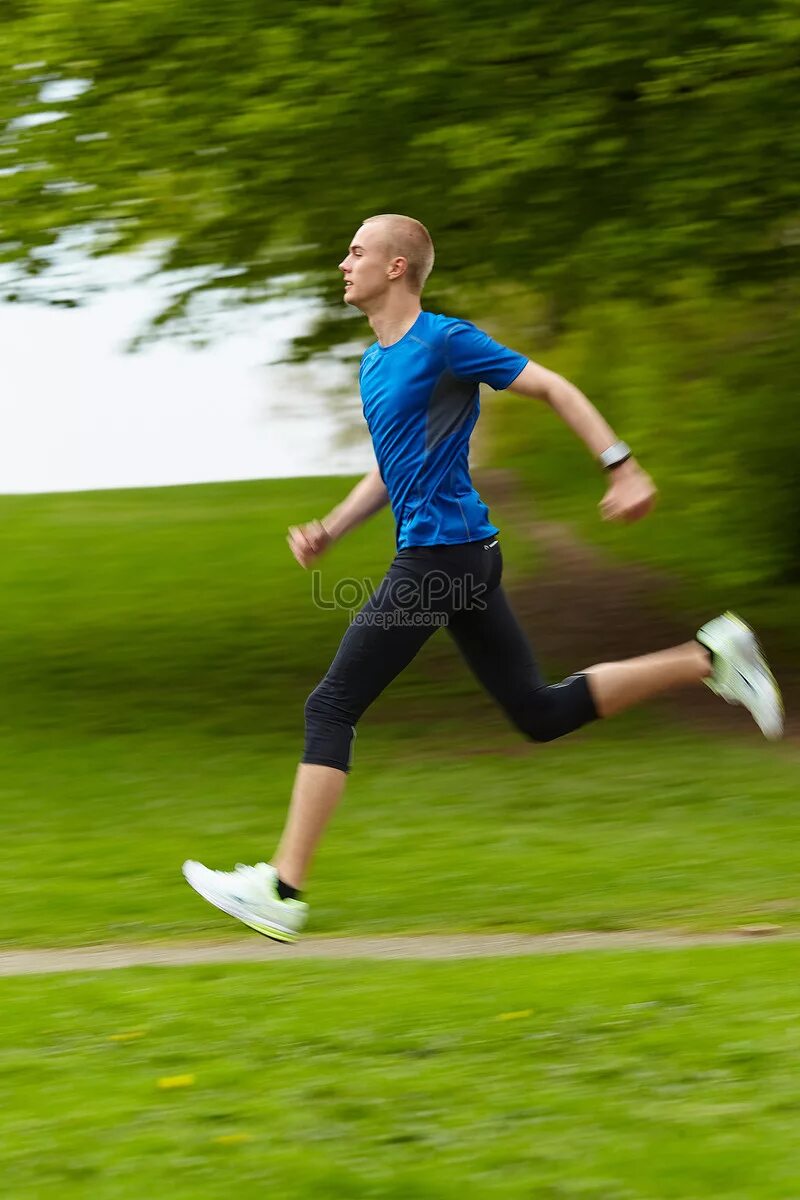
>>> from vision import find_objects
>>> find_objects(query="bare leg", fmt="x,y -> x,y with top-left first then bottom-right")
583,641 -> 711,718
270,647 -> 710,888
271,763 -> 347,889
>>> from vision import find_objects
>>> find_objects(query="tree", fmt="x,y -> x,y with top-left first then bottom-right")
2,0 -> 799,353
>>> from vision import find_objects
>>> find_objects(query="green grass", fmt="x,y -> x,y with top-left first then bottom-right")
3,719 -> 799,946
0,480 -> 797,946
3,947 -> 800,1198
2,480 -> 797,1198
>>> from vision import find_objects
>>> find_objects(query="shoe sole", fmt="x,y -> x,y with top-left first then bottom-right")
182,864 -> 299,944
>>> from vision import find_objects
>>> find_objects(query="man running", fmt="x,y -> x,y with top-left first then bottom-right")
183,213 -> 783,942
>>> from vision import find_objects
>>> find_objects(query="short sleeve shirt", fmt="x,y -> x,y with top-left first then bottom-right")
359,311 -> 527,549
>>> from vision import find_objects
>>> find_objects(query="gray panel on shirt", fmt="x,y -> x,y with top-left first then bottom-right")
425,370 -> 476,454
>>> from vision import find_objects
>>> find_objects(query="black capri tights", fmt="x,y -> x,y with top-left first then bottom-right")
303,538 -> 597,773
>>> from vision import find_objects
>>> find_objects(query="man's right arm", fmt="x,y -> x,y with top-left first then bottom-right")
287,467 -> 389,569
322,466 -> 390,542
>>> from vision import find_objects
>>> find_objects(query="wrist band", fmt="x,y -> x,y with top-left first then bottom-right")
599,441 -> 632,470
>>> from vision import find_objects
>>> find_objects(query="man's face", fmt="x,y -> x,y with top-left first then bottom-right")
338,223 -> 394,310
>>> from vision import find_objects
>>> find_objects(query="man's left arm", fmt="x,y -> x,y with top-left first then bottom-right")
506,361 -> 657,524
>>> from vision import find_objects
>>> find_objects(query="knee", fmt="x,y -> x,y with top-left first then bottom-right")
518,703 -> 564,744
303,682 -> 357,772
304,683 -> 334,726
304,678 -> 357,728
508,676 -> 597,744
525,726 -> 561,745
505,689 -> 559,743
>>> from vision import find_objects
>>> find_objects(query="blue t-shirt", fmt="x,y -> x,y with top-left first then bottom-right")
359,310 -> 528,549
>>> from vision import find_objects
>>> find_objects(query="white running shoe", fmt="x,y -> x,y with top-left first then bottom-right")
182,860 -> 308,943
697,612 -> 784,740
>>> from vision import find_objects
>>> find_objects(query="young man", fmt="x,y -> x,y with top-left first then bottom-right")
183,214 -> 783,942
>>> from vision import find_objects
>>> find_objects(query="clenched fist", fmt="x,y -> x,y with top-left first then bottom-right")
599,462 -> 657,524
287,520 -> 332,568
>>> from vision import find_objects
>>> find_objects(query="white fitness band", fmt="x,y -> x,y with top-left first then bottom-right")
599,441 -> 632,470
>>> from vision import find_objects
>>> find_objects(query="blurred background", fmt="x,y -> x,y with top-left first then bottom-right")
2,4 -> 800,1197
3,0 -> 798,641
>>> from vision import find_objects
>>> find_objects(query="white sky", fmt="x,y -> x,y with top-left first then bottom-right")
1,75 -> 375,495
0,247 -> 373,495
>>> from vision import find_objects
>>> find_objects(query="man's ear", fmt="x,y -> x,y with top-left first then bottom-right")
387,256 -> 408,280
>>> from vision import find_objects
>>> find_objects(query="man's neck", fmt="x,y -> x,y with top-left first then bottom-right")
367,298 -> 423,348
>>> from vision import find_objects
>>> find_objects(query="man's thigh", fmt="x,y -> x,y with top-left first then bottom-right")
315,556 -> 446,722
447,583 -> 547,708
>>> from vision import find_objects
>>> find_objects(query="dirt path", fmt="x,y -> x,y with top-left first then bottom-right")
478,470 -> 798,738
0,928 -> 792,977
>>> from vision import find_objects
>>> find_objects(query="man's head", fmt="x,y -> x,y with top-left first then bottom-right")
339,214 -> 434,311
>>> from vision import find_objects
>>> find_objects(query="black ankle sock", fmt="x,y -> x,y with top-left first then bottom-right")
277,877 -> 300,901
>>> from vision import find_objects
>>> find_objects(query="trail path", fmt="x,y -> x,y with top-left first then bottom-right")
0,928 -> 791,977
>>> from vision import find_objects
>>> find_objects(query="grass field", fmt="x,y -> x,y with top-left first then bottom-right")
3,718 -> 799,947
3,946 -> 800,1198
1,477 -> 798,1197
0,479 -> 797,947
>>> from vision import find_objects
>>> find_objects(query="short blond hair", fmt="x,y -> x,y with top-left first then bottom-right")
363,213 -> 435,294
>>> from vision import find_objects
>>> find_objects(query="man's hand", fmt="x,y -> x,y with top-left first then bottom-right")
599,461 -> 657,523
287,520 -> 332,569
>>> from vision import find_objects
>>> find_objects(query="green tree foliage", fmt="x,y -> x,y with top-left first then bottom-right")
2,0 -> 799,338
2,1 -> 799,596
489,280 -> 800,598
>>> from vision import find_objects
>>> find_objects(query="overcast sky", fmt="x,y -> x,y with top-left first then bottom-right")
0,244 -> 372,495
1,76 -> 376,495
